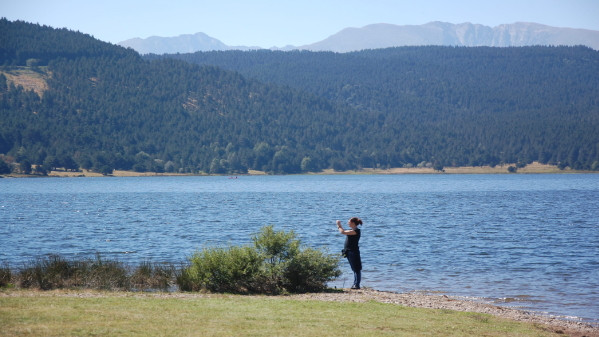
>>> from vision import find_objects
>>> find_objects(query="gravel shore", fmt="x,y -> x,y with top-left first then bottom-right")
287,288 -> 599,337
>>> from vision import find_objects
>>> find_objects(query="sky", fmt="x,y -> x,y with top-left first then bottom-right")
2,0 -> 599,48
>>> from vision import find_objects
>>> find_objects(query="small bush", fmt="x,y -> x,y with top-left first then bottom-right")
16,263 -> 39,289
175,262 -> 194,292
0,264 -> 12,287
516,162 -> 527,168
130,261 -> 175,291
44,255 -> 75,288
183,245 -> 263,293
18,255 -> 74,290
179,225 -> 340,294
284,248 -> 341,293
77,255 -> 129,290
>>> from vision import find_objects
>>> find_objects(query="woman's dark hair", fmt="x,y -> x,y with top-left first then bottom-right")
350,217 -> 363,226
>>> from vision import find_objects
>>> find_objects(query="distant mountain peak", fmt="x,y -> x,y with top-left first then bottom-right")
118,32 -> 260,55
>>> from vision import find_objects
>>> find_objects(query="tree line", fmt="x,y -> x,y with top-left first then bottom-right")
1,19 -> 598,175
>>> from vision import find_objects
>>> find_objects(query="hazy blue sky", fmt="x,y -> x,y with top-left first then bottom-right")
3,0 -> 598,47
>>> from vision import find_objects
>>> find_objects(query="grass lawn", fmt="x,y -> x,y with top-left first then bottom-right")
0,290 -> 561,337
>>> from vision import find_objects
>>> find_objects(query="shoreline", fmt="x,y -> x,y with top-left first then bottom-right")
290,288 -> 599,336
3,288 -> 598,336
2,162 -> 594,178
315,161 -> 585,175
288,288 -> 599,337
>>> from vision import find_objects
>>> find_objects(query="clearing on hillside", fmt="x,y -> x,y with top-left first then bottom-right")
1,67 -> 50,96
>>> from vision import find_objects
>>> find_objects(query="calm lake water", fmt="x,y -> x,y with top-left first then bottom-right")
1,174 -> 598,323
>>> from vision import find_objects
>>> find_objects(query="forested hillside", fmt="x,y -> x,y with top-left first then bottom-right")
0,19 -> 370,175
153,47 -> 599,171
1,19 -> 599,175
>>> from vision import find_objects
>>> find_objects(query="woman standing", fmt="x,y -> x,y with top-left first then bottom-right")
337,217 -> 363,289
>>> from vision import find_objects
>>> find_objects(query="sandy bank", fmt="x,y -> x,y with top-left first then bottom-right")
16,161 -> 589,178
318,162 -> 581,175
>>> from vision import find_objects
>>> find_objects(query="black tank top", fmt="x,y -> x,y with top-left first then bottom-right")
344,228 -> 361,251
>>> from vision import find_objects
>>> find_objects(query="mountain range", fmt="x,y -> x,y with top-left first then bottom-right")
118,22 -> 599,54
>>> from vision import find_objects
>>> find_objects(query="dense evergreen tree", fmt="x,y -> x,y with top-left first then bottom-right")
0,157 -> 11,174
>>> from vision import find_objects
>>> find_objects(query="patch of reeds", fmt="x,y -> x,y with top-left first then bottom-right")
0,263 -> 12,287
3,254 -> 176,291
129,260 -> 176,291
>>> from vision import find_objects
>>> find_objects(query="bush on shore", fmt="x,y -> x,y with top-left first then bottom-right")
180,225 -> 341,294
1,226 -> 341,294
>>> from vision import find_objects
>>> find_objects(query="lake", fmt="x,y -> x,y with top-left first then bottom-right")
1,174 -> 598,323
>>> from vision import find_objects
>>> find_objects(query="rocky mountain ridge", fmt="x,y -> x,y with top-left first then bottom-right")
118,32 -> 259,54
300,22 -> 599,52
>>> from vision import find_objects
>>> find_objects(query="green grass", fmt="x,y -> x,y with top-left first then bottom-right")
0,290 -> 560,337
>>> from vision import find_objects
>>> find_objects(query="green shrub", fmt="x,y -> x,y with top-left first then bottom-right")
283,248 -> 341,293
252,225 -> 300,292
183,245 -> 263,293
179,225 -> 340,294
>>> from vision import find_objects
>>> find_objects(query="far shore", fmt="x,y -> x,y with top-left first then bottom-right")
1,161 -> 594,178
316,162 -> 586,175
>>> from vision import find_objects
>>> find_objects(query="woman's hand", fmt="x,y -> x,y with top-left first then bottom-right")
336,220 -> 344,233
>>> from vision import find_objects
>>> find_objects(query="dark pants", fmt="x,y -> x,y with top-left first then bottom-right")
346,250 -> 362,288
